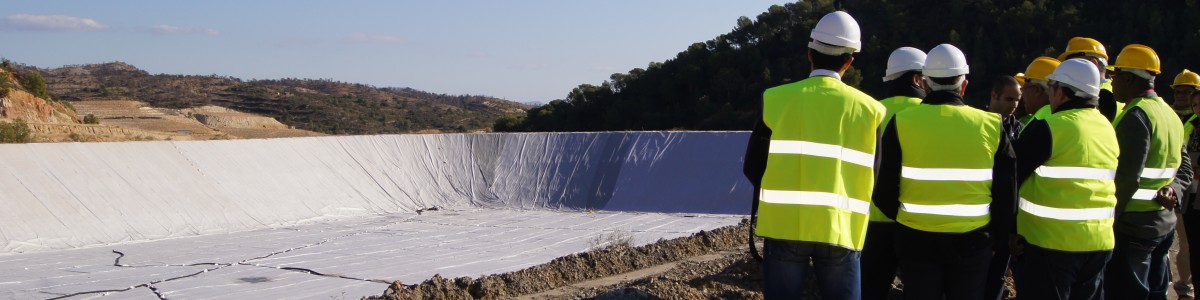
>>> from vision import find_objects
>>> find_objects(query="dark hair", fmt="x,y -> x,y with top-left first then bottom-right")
810,49 -> 854,71
1054,82 -> 1095,103
928,76 -> 963,85
991,75 -> 1020,94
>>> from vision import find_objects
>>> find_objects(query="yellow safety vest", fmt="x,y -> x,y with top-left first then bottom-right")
1113,96 -> 1185,212
1018,108 -> 1119,252
756,76 -> 885,250
870,96 -> 922,223
895,104 -> 1002,233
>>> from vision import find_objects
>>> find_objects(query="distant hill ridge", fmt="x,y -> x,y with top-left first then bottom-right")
25,61 -> 528,134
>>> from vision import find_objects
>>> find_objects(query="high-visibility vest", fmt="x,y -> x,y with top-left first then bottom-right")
870,96 -> 922,223
1018,108 -> 1119,252
756,76 -> 885,250
1113,96 -> 1185,212
1022,104 -> 1051,129
895,104 -> 1002,233
1185,114 -> 1196,143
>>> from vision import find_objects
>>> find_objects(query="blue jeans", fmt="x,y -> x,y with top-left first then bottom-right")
763,238 -> 862,299
1105,230 -> 1174,300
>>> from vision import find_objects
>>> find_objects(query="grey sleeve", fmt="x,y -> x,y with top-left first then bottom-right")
1114,108 -> 1152,218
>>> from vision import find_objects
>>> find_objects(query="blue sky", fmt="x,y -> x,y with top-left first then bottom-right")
2,1 -> 790,103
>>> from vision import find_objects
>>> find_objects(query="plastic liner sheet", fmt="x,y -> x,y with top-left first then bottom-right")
0,208 -> 741,300
0,132 -> 752,253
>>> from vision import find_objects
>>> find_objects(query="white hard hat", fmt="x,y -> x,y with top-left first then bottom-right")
808,11 -> 861,55
923,44 -> 970,78
883,47 -> 926,82
1047,58 -> 1102,98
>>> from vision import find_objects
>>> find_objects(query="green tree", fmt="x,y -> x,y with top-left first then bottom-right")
0,119 -> 32,143
20,71 -> 49,99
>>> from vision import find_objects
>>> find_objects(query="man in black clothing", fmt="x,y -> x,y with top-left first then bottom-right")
984,75 -> 1021,300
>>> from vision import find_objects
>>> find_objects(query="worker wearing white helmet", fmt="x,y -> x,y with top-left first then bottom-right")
873,44 -> 1017,300
742,10 -> 883,299
1009,58 -> 1117,299
861,46 -> 925,300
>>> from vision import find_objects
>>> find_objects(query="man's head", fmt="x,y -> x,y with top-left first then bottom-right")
989,76 -> 1022,115
1111,44 -> 1161,103
1059,37 -> 1109,78
922,44 -> 970,95
1172,69 -> 1200,116
807,11 -> 861,75
1017,57 -> 1060,114
1046,59 -> 1102,110
1191,87 -> 1200,117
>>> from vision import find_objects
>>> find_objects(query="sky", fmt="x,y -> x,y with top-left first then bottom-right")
2,1 -> 790,104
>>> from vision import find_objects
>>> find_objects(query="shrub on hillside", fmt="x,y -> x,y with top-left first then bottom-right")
0,119 -> 32,143
83,114 -> 99,124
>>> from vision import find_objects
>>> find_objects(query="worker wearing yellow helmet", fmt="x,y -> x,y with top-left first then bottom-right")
1015,57 -> 1060,127
1170,69 -> 1200,299
1173,70 -> 1200,121
1105,44 -> 1193,299
1059,37 -> 1123,120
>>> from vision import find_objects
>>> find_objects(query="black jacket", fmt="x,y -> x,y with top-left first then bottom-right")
873,90 -> 1017,243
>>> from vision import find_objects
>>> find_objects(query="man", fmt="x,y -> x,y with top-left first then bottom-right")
862,46 -> 925,300
874,44 -> 1017,300
1105,44 -> 1194,299
1059,37 -> 1122,120
1184,90 -> 1200,298
990,75 -> 1025,138
985,75 -> 1022,300
742,11 -> 883,299
1016,57 -> 1061,126
1173,69 -> 1200,299
1011,58 -> 1117,299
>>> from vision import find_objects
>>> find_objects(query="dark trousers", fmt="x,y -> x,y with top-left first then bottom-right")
895,225 -> 992,300
762,238 -> 861,299
1105,230 -> 1175,300
1015,244 -> 1111,300
984,233 -> 1011,300
1188,208 -> 1200,290
862,221 -> 899,300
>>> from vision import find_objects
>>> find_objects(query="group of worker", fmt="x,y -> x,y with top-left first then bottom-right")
744,10 -> 1200,300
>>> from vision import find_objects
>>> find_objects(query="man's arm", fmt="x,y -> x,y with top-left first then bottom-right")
991,125 -> 1018,238
743,119 -> 771,188
873,119 -> 903,219
1166,144 -> 1193,210
1014,119 -> 1052,184
1114,108 -> 1152,219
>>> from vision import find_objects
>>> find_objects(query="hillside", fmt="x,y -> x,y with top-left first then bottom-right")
27,62 -> 528,134
498,0 -> 1200,132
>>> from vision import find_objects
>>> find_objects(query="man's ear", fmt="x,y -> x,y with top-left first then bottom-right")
839,56 -> 855,73
959,79 -> 970,97
910,73 -> 922,87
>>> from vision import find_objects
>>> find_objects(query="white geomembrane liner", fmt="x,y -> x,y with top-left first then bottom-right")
0,132 -> 752,299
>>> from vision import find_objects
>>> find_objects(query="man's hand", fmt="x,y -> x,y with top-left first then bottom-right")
1156,186 -> 1178,210
1009,235 -> 1025,259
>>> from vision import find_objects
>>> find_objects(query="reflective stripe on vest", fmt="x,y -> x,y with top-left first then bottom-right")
1035,166 -> 1115,180
1113,96 -> 1185,212
901,167 -> 992,181
754,76 -> 885,250
870,96 -> 923,223
760,189 -> 870,214
1019,198 -> 1114,221
768,140 -> 874,168
1018,108 -> 1118,252
900,203 -> 990,217
894,104 -> 1001,233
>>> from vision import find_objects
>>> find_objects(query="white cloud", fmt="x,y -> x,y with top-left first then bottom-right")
5,14 -> 109,31
342,33 -> 407,45
148,25 -> 220,36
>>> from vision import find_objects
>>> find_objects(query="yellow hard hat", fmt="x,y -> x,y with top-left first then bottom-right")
1058,37 -> 1109,61
1014,73 -> 1026,85
1112,44 -> 1161,75
1015,57 -> 1060,83
1173,69 -> 1200,88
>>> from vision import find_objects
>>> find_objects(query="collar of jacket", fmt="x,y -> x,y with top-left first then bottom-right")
809,69 -> 842,80
922,90 -> 966,106
1052,96 -> 1099,113
887,78 -> 926,99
